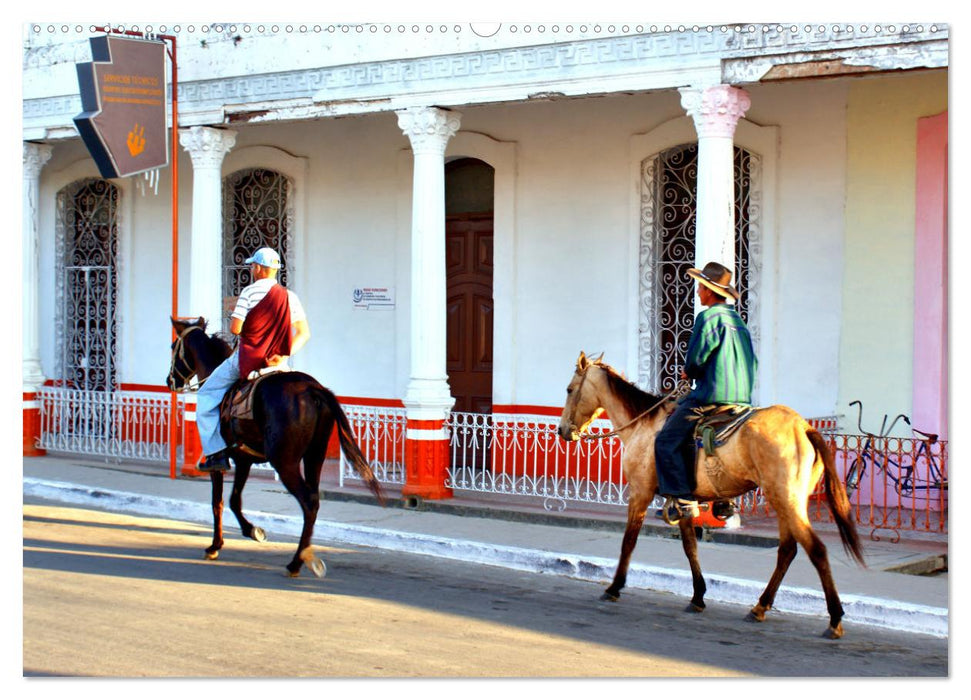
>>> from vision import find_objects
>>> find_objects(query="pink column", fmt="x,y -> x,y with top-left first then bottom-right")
912,111 -> 948,439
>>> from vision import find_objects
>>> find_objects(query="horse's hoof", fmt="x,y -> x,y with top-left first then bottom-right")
685,602 -> 705,614
746,610 -> 765,623
308,557 -> 327,578
250,526 -> 267,543
823,624 -> 844,640
204,550 -> 219,561
600,591 -> 620,602
286,569 -> 300,578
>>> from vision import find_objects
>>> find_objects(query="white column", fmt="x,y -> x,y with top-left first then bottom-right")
396,107 -> 462,420
179,126 -> 237,330
23,142 -> 53,391
679,85 -> 751,274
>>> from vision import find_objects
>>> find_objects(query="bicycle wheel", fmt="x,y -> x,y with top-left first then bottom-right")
845,458 -> 863,497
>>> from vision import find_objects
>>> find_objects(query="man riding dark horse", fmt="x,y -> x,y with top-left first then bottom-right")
197,247 -> 311,472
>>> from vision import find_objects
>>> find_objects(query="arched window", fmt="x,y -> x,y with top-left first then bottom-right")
55,178 -> 119,392
222,168 -> 293,328
638,144 -> 761,393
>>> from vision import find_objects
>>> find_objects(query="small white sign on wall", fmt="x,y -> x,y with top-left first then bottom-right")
352,286 -> 395,310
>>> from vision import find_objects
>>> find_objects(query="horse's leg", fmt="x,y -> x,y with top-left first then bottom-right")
793,524 -> 846,639
228,459 -> 266,543
747,527 -> 798,623
205,471 -> 225,560
677,516 -> 706,612
275,459 -> 324,578
602,490 -> 651,601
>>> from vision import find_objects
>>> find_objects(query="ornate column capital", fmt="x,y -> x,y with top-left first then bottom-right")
679,85 -> 751,139
179,126 -> 237,168
23,142 -> 53,178
396,107 -> 462,156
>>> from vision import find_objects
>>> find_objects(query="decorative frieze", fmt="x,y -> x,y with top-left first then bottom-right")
23,25 -> 948,134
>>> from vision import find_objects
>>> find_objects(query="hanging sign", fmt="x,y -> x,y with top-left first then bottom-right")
74,35 -> 168,179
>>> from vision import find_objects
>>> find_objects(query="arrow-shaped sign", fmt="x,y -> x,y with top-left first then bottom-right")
75,35 -> 168,179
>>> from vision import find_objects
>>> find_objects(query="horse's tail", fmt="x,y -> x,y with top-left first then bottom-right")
807,428 -> 866,567
313,387 -> 386,507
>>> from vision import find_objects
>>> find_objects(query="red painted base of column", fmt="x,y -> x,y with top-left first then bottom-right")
182,401 -> 206,477
23,394 -> 45,457
403,419 -> 452,500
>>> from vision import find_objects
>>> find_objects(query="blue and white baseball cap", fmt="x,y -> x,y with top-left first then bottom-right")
245,247 -> 282,269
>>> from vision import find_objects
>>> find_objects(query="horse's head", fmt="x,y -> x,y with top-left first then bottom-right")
558,351 -> 607,442
166,316 -> 208,390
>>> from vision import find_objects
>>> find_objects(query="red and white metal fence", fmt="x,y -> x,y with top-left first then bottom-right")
36,390 -> 947,536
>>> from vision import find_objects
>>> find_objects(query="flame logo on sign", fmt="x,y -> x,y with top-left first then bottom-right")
127,123 -> 146,157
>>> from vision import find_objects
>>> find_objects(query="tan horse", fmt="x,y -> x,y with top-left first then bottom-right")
557,352 -> 865,639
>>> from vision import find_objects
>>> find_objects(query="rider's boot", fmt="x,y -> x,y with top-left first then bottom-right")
199,449 -> 232,472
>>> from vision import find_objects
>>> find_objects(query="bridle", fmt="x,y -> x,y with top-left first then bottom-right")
168,325 -> 206,392
567,362 -> 686,441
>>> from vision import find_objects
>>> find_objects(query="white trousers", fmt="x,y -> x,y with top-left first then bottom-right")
196,351 -> 240,456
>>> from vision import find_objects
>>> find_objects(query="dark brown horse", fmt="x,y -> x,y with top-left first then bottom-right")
558,352 -> 865,638
167,316 -> 384,577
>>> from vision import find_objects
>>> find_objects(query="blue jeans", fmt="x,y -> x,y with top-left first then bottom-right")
654,396 -> 702,498
196,351 -> 240,457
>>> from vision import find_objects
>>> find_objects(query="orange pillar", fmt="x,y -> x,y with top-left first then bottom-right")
23,392 -> 45,457
402,418 -> 452,500
181,394 -> 205,477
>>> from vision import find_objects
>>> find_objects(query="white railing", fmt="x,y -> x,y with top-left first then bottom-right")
37,387 -> 180,462
445,411 -> 629,512
339,404 -> 408,486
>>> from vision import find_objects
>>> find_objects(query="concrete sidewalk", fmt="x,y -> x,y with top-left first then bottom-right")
22,454 -> 948,638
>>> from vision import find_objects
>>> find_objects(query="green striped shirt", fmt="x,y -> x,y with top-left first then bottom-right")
685,303 -> 757,404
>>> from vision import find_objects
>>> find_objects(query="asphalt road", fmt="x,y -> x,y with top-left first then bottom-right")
22,498 -> 948,678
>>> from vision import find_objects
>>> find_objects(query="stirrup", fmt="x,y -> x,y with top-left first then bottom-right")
711,500 -> 738,522
661,497 -> 699,526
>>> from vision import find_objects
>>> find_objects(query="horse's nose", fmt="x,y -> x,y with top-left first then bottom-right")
558,422 -> 574,442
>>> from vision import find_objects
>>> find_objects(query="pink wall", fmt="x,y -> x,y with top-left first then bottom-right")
912,111 -> 948,439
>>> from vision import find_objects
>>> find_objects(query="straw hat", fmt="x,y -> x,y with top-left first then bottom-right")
687,261 -> 740,301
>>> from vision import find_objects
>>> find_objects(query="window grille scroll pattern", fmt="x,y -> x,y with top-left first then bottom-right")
638,145 -> 761,393
222,168 -> 294,329
55,178 -> 120,393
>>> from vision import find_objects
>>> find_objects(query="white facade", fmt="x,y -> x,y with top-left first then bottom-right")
22,22 -> 949,434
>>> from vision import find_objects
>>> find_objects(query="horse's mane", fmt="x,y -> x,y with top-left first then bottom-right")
596,361 -> 667,418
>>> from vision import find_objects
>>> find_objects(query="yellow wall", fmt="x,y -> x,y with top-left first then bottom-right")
839,70 -> 947,433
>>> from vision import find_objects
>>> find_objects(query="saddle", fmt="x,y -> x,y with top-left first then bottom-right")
689,404 -> 760,455
217,365 -> 292,460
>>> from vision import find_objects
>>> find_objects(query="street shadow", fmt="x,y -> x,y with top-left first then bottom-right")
22,502 -> 948,678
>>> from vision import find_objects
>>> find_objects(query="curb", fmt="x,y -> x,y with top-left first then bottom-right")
24,478 -> 948,639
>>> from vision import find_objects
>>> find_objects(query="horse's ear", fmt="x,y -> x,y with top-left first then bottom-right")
590,352 -> 605,365
577,351 -> 587,370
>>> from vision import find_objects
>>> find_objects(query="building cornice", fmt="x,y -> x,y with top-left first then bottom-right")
23,23 -> 948,139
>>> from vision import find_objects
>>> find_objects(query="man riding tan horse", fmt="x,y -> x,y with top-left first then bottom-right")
655,261 -> 757,523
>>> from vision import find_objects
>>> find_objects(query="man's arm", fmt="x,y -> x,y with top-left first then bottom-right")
267,319 -> 310,367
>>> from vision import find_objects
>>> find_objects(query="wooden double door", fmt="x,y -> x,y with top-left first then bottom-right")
446,213 -> 494,415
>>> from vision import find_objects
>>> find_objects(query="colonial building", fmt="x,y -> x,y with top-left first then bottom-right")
22,22 -> 948,505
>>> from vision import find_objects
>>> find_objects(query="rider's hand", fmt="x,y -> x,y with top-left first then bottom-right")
267,354 -> 289,367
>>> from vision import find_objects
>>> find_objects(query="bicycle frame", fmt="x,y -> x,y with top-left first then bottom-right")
845,401 -> 947,498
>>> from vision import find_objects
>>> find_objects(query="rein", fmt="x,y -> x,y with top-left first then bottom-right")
576,372 -> 687,442
169,325 -> 207,392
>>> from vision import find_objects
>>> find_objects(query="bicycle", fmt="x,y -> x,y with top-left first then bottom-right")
843,400 -> 948,498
